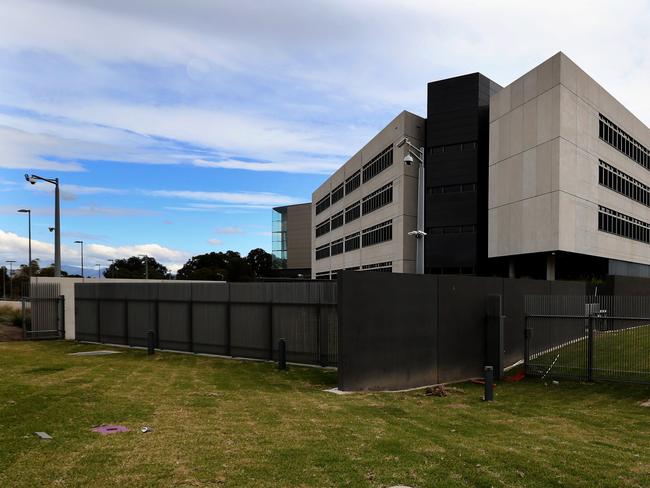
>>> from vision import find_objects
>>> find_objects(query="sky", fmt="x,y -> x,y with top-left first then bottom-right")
1,0 -> 649,273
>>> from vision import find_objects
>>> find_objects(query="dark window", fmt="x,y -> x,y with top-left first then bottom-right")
427,225 -> 476,234
331,211 -> 344,230
315,220 -> 330,238
599,159 -> 650,208
362,261 -> 392,272
598,205 -> 650,244
361,182 -> 393,215
331,238 -> 343,256
345,171 -> 361,194
599,114 -> 650,170
345,201 -> 361,223
345,232 -> 360,251
315,244 -> 330,260
361,220 -> 392,247
427,182 -> 477,194
315,194 -> 330,215
362,145 -> 393,183
331,183 -> 344,205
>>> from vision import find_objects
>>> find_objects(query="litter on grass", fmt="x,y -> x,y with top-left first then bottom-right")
140,426 -> 153,433
35,432 -> 52,440
92,425 -> 129,435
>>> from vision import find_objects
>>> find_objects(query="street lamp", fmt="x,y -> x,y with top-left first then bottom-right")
25,174 -> 61,277
95,263 -> 101,279
138,254 -> 149,280
74,240 -> 84,278
17,209 -> 31,280
397,137 -> 426,275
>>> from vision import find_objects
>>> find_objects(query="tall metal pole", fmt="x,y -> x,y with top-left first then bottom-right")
416,147 -> 425,275
1,266 -> 5,299
54,178 -> 61,277
18,209 -> 32,280
75,241 -> 84,278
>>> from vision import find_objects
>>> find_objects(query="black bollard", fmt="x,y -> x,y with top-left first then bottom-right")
147,330 -> 155,356
278,338 -> 287,370
484,366 -> 494,401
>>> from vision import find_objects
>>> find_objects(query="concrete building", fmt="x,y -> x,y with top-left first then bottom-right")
489,52 -> 650,279
272,203 -> 311,277
311,111 -> 425,278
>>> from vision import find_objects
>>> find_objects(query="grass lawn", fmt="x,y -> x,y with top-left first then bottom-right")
1,342 -> 649,488
529,325 -> 650,382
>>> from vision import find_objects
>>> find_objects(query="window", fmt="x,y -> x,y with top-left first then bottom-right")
362,182 -> 393,215
315,271 -> 330,280
599,160 -> 650,207
428,141 -> 477,156
427,225 -> 476,234
599,114 -> 650,170
315,220 -> 330,238
428,183 -> 477,194
315,194 -> 330,215
346,266 -> 360,271
331,211 -> 344,230
345,201 -> 361,223
331,238 -> 343,256
362,145 -> 393,183
361,261 -> 393,272
598,205 -> 650,244
331,183 -> 344,205
345,232 -> 360,251
361,220 -> 392,247
315,243 -> 330,260
345,171 -> 361,194
330,269 -> 341,280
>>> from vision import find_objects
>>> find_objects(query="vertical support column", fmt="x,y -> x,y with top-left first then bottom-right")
546,253 -> 556,281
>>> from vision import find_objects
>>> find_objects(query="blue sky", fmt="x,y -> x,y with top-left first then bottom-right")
1,0 -> 649,272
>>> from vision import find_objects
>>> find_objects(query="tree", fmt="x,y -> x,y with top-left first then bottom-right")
103,256 -> 170,279
176,251 -> 253,282
246,248 -> 274,278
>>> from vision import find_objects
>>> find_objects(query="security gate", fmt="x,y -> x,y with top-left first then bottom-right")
24,282 -> 64,339
525,295 -> 650,384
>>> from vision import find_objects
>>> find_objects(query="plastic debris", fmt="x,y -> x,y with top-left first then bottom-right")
140,426 -> 153,433
35,432 -> 52,440
552,380 -> 560,385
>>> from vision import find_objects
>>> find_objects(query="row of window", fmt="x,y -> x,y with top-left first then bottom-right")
599,114 -> 650,170
429,141 -> 477,155
428,182 -> 477,194
315,220 -> 393,260
315,182 -> 393,238
598,205 -> 650,244
315,261 -> 394,280
427,224 -> 476,235
315,144 -> 393,215
599,160 -> 650,207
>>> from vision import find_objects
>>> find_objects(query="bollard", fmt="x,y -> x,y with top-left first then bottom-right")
484,366 -> 494,401
278,338 -> 287,370
147,330 -> 155,356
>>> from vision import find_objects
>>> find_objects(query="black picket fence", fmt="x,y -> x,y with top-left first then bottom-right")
75,281 -> 338,367
525,295 -> 650,384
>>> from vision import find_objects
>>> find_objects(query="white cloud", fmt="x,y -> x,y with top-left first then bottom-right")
207,238 -> 223,246
145,189 -> 302,207
215,226 -> 244,235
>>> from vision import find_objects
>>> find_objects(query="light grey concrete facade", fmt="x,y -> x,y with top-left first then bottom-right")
488,52 -> 650,273
311,111 -> 425,278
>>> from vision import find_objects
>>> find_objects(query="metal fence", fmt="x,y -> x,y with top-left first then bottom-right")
24,282 -> 64,339
525,295 -> 650,384
75,281 -> 338,367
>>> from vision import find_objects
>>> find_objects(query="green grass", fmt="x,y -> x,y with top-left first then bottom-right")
1,342 -> 650,487
530,325 -> 650,381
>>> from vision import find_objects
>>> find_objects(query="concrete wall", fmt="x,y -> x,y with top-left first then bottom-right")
311,111 -> 425,277
489,52 -> 650,266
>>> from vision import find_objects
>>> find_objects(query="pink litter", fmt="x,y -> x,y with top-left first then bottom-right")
92,424 -> 129,435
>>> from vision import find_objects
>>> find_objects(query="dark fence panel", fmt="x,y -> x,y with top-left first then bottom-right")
27,282 -> 64,339
75,281 -> 337,367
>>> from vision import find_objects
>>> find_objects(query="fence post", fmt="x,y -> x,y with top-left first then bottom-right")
147,330 -> 155,355
59,294 -> 65,339
484,366 -> 494,401
587,314 -> 594,382
278,338 -> 287,370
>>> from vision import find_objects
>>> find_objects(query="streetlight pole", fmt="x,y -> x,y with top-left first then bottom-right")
17,209 -> 31,280
138,255 -> 149,280
108,259 -> 115,279
96,263 -> 101,279
397,138 -> 426,275
74,240 -> 84,278
25,174 -> 61,276
1,266 -> 5,299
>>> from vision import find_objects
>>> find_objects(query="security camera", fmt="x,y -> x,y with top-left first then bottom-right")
403,153 -> 414,165
48,227 -> 55,232
24,174 -> 36,185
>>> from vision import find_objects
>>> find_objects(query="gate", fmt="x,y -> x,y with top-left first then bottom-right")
24,282 -> 64,339
525,296 -> 650,384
